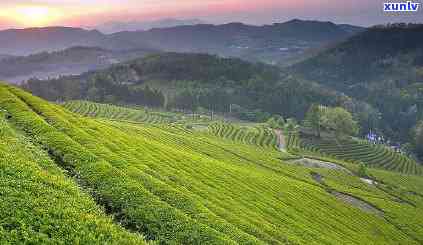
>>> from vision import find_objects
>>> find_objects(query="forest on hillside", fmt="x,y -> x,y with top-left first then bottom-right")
293,24 -> 423,142
23,53 -> 377,127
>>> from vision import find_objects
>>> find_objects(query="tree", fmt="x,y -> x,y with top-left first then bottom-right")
274,115 -> 285,128
357,163 -> 369,178
412,121 -> 423,159
322,107 -> 359,138
305,104 -> 323,137
267,117 -> 278,129
267,116 -> 285,129
284,118 -> 299,133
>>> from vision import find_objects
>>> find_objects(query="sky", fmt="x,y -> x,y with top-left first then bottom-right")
0,0 -> 422,29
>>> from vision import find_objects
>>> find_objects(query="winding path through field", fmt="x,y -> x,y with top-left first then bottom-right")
274,129 -> 286,152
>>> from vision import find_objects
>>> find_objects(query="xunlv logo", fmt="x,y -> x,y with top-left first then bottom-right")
384,1 -> 420,11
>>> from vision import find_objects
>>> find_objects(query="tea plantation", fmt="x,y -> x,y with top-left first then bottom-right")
64,101 -> 278,150
287,133 -> 423,176
1,83 -> 423,244
64,100 -> 172,124
208,123 -> 278,149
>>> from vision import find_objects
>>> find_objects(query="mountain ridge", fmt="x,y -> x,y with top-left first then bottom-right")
95,18 -> 206,33
0,19 -> 363,65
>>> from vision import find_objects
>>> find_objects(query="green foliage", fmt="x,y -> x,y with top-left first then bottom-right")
287,133 -> 422,176
64,100 -> 174,124
267,117 -> 277,129
208,122 -> 278,149
305,104 -> 323,137
24,76 -> 165,107
357,164 -> 369,178
0,107 -> 145,244
267,115 -> 285,129
23,53 -> 348,124
412,121 -> 423,159
293,24 -> 423,149
1,83 -> 423,244
320,106 -> 359,138
284,118 -> 299,134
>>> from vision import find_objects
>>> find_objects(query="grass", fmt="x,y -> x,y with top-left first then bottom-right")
0,83 -> 423,244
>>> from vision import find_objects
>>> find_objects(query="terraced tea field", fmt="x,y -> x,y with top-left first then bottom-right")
65,101 -> 278,149
64,100 -> 174,124
1,83 -> 423,244
208,122 -> 278,149
287,133 -> 423,175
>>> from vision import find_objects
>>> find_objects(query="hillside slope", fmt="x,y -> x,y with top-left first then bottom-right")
0,47 -> 155,84
292,24 -> 423,141
23,52 -> 349,121
1,83 -> 423,244
63,100 -> 422,175
293,24 -> 423,89
0,91 -> 146,244
287,133 -> 422,175
64,101 -> 279,149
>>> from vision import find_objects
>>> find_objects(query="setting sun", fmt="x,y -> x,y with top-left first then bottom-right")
20,7 -> 50,25
0,6 -> 63,27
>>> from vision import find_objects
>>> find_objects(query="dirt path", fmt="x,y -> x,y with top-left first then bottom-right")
310,172 -> 384,217
274,129 -> 286,151
291,158 -> 352,174
330,190 -> 384,217
274,129 -> 352,173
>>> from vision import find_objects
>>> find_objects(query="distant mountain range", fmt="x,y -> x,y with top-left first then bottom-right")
0,19 -> 363,65
0,27 -> 108,56
95,18 -> 206,34
0,46 -> 155,83
0,54 -> 13,60
108,19 -> 363,65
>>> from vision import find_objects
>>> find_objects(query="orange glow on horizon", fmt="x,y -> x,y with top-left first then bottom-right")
0,6 -> 64,27
0,0 -> 411,29
0,0 -> 291,28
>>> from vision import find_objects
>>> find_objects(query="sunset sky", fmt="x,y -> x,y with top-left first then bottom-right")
0,0 -> 421,29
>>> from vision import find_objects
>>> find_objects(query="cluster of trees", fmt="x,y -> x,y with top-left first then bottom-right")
163,73 -> 345,122
129,53 -> 281,85
293,25 -> 423,159
267,116 -> 286,129
412,121 -> 423,159
267,116 -> 300,133
24,75 -> 165,108
22,53 -> 351,123
23,53 -> 368,138
305,104 -> 359,138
